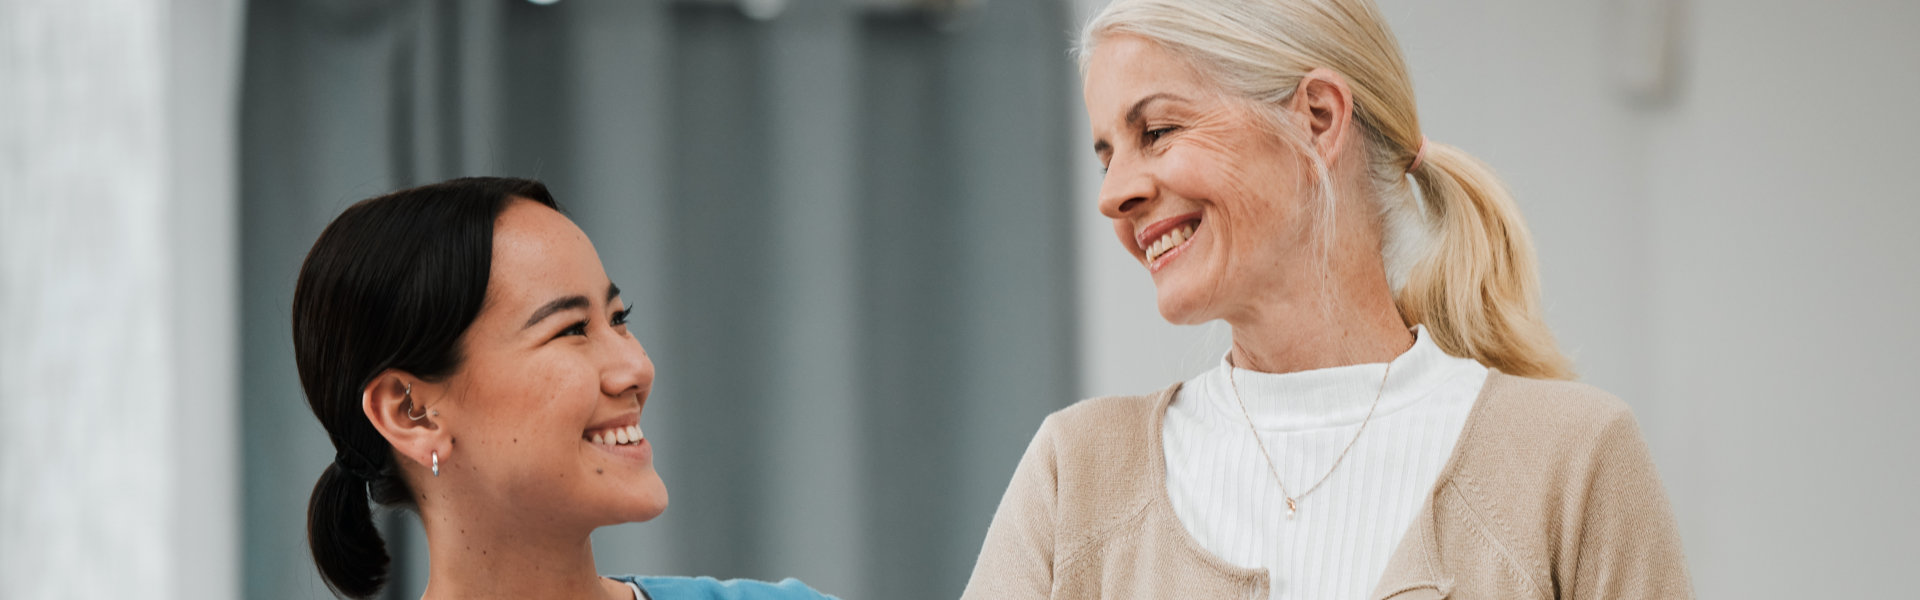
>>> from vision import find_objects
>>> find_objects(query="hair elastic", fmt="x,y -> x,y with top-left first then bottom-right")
1406,136 -> 1429,174
333,447 -> 380,481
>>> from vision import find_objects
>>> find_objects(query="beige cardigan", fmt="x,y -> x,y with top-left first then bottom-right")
963,372 -> 1692,599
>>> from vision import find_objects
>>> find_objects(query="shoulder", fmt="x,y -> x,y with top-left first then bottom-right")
1019,385 -> 1178,541
1434,373 -> 1692,596
1042,387 -> 1167,437
1028,385 -> 1173,471
1446,371 -> 1660,522
1468,371 -> 1639,456
613,576 -> 838,600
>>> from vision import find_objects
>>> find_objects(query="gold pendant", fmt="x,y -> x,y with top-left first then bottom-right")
1286,497 -> 1297,519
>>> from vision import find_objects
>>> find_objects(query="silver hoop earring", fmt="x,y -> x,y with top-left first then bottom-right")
403,384 -> 429,421
432,450 -> 439,477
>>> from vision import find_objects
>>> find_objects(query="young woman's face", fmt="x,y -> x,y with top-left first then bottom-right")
429,199 -> 666,527
1084,35 -> 1319,325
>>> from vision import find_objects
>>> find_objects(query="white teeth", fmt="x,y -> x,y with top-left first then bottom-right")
1146,224 -> 1198,262
588,423 -> 646,446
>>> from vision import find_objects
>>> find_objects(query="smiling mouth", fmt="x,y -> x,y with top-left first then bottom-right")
584,423 -> 645,446
1139,210 -> 1203,267
1145,222 -> 1197,263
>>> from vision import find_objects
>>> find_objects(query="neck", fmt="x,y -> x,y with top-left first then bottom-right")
1225,278 -> 1413,375
416,501 -> 623,600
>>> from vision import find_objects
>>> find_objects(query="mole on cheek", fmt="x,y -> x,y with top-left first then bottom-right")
596,469 -> 604,475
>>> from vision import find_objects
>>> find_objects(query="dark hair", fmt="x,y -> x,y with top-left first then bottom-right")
293,177 -> 558,599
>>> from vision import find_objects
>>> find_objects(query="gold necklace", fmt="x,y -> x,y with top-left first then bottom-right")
1227,357 -> 1393,519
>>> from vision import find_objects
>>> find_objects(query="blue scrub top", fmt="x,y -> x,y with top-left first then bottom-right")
607,575 -> 838,600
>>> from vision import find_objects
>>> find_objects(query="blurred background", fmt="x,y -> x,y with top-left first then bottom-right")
2,0 -> 1916,598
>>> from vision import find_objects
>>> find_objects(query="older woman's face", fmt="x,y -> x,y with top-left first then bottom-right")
432,199 -> 666,528
1085,35 -> 1316,325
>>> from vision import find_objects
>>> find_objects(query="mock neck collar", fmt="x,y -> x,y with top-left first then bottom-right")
1192,325 -> 1466,431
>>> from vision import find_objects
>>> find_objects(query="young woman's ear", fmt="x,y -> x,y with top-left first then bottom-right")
362,370 -> 445,476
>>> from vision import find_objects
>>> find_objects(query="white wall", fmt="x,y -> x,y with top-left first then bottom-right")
1632,2 -> 1920,595
1070,0 -> 1920,596
164,1 -> 243,599
0,1 -> 241,597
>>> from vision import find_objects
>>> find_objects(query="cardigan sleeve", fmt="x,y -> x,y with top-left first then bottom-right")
962,415 -> 1060,599
1569,409 -> 1694,599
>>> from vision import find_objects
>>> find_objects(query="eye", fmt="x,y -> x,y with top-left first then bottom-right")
1144,126 -> 1177,143
611,305 -> 632,327
557,320 -> 588,338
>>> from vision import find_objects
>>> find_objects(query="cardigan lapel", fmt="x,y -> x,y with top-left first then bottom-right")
1369,500 -> 1454,599
1368,372 -> 1519,599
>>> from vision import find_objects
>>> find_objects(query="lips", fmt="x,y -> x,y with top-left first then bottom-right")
582,414 -> 653,464
1135,211 -> 1203,268
582,412 -> 644,446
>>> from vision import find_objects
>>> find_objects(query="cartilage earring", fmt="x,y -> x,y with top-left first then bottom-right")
404,384 -> 428,421
432,451 -> 440,477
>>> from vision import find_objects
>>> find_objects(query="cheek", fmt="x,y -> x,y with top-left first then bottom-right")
1161,141 -> 1269,210
460,358 -> 587,468
1160,153 -> 1266,245
1201,157 -> 1307,243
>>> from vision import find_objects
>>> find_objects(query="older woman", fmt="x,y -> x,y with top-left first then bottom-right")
297,178 -> 834,600
965,1 -> 1690,599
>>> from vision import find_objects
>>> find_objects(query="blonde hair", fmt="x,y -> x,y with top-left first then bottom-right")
1082,0 -> 1574,379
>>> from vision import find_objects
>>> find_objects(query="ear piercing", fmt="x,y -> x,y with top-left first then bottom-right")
403,383 -> 429,421
403,384 -> 438,420
401,383 -> 445,477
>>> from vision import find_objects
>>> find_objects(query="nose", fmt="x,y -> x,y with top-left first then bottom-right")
601,333 -> 655,402
1097,154 -> 1155,219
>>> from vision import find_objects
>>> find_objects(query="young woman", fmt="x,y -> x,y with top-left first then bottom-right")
966,1 -> 1691,598
296,177 -> 835,600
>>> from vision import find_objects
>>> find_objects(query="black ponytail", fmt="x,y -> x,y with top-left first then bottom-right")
292,177 -> 559,598
307,464 -> 391,598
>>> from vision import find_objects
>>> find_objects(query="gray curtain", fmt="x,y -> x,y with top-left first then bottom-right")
239,1 -> 1076,598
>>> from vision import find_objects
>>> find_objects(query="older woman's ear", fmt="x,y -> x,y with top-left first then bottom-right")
1289,67 -> 1358,165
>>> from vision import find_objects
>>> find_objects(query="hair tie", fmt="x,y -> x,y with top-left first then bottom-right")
333,448 -> 381,481
1406,136 -> 1429,174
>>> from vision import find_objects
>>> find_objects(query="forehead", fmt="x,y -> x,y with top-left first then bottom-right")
487,200 -> 605,306
1083,35 -> 1214,119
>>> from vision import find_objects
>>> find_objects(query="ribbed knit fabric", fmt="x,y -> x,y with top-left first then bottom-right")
1162,326 -> 1487,600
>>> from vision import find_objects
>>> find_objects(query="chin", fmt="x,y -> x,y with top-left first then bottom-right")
621,476 -> 670,522
1152,280 -> 1215,325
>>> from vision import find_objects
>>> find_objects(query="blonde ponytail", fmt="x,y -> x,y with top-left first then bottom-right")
1084,0 -> 1575,379
1401,143 -> 1573,379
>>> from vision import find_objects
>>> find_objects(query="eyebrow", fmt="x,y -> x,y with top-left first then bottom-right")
1092,92 -> 1188,155
522,282 -> 623,330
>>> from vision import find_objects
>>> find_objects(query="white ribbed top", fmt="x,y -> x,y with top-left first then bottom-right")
1162,326 -> 1487,600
